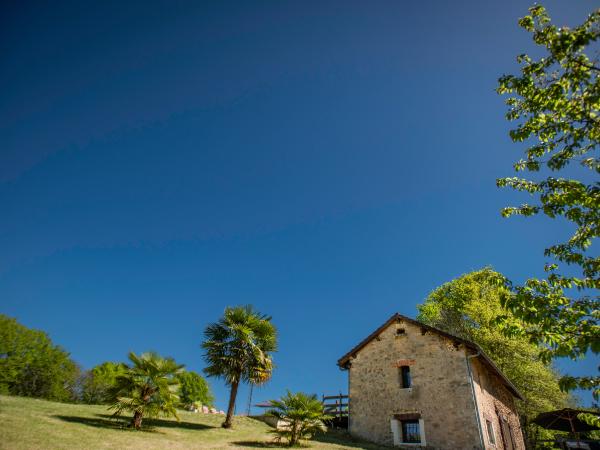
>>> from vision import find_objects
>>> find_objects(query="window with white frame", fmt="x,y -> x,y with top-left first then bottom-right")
391,415 -> 426,446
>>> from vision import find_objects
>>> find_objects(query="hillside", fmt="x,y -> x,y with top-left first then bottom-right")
0,395 -> 382,450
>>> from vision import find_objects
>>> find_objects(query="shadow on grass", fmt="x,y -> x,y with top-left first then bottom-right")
234,435 -> 367,449
233,430 -> 381,449
54,414 -> 216,432
231,441 -> 291,448
53,415 -> 143,432
312,430 -> 386,449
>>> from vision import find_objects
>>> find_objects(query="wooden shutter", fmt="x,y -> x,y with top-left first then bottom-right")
499,417 -> 515,450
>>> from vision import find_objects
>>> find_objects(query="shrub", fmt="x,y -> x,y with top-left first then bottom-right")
81,361 -> 128,404
108,352 -> 183,429
266,391 -> 331,446
176,370 -> 214,408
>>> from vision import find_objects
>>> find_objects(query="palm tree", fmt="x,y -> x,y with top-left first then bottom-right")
202,305 -> 277,428
267,391 -> 331,446
108,352 -> 183,429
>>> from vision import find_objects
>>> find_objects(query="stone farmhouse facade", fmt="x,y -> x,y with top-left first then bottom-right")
337,314 -> 526,450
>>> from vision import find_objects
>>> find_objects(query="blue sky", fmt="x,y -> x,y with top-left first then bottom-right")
1,0 -> 597,410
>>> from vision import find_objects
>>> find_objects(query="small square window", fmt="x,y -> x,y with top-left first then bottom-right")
401,420 -> 421,443
400,366 -> 411,388
486,419 -> 496,445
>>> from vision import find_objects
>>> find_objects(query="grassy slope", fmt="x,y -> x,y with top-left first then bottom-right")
0,396 -> 383,450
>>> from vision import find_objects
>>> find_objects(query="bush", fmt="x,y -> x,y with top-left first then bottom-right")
176,370 -> 214,408
80,361 -> 128,404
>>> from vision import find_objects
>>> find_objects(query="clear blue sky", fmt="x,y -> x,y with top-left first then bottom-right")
1,0 -> 597,410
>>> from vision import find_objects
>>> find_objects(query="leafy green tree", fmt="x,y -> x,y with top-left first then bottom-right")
176,370 -> 214,408
81,362 -> 128,404
266,391 -> 331,447
202,305 -> 277,428
417,268 -> 573,441
496,4 -> 599,397
109,352 -> 183,429
0,314 -> 79,402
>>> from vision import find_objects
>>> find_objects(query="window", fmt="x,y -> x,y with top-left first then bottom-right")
486,420 -> 496,445
401,420 -> 421,443
391,415 -> 425,446
400,366 -> 411,388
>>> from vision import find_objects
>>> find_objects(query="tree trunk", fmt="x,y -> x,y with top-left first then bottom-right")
222,379 -> 240,428
290,420 -> 300,446
131,411 -> 143,429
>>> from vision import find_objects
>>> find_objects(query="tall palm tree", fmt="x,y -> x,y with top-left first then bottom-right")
202,305 -> 277,428
109,352 -> 183,429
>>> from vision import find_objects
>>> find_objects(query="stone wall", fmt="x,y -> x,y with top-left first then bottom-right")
347,318 -> 482,449
471,358 -> 525,450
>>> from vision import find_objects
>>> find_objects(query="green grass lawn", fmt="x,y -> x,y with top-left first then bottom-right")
0,395 -> 384,450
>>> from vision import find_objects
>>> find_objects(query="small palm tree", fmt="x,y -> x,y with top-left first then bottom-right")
202,305 -> 277,428
108,352 -> 183,429
267,391 -> 331,446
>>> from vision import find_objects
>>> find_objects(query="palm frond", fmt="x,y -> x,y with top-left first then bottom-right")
202,305 -> 277,387
266,391 -> 331,446
106,351 -> 182,428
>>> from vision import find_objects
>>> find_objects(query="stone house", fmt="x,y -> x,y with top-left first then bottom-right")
337,313 -> 526,450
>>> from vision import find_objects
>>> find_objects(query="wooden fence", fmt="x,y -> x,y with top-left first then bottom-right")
322,393 -> 348,417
